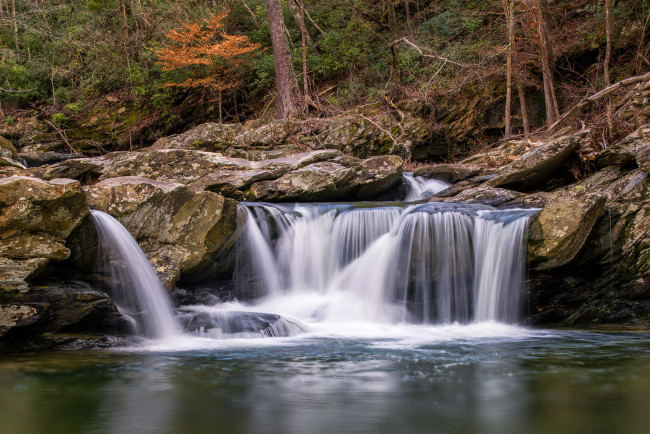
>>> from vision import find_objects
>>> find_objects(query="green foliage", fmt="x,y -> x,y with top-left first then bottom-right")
3,116 -> 15,125
66,102 -> 84,114
51,113 -> 69,126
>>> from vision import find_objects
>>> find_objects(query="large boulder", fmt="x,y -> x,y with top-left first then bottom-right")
151,122 -> 243,151
246,155 -> 403,202
487,131 -> 589,191
321,115 -> 395,157
413,163 -> 484,184
527,195 -> 607,271
0,281 -> 126,352
84,176 -> 238,287
0,176 -> 88,291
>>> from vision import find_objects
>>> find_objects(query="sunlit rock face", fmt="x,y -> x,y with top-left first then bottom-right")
84,177 -> 237,288
0,176 -> 88,291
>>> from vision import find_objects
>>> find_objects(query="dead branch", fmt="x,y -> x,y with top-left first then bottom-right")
357,113 -> 410,160
391,37 -> 480,68
547,71 -> 650,132
240,0 -> 259,27
304,8 -> 324,34
43,119 -> 79,154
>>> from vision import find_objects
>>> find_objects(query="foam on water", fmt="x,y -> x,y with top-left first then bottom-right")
92,174 -> 540,351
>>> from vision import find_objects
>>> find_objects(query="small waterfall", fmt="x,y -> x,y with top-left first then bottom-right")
235,202 -> 537,324
403,173 -> 450,201
91,210 -> 181,339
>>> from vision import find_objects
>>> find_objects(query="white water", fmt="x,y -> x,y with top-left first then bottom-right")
235,200 -> 536,325
90,175 -> 538,347
91,210 -> 181,339
403,172 -> 450,201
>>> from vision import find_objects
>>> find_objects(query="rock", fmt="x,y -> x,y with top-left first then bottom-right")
151,122 -> 243,151
0,135 -> 18,159
237,118 -> 301,148
0,304 -> 42,339
487,131 -> 589,191
248,161 -> 358,202
28,157 -> 105,181
352,155 -> 405,199
321,115 -> 394,157
84,176 -> 238,287
0,258 -> 48,292
19,151 -> 81,168
0,156 -> 25,169
0,177 -> 88,236
0,176 -> 88,292
528,195 -> 607,271
0,281 -> 126,351
246,155 -> 403,202
441,185 -> 524,207
596,124 -> 650,170
413,163 -> 484,184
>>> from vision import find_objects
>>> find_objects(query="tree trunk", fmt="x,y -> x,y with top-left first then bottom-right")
300,1 -> 309,107
512,1 -> 530,135
517,80 -> 530,135
120,0 -> 133,85
120,0 -> 128,36
266,0 -> 301,118
604,0 -> 614,139
288,0 -> 313,46
405,0 -> 412,33
11,0 -> 19,55
535,0 -> 559,125
503,0 -> 514,137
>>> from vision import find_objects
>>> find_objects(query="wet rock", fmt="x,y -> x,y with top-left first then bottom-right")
528,195 -> 607,271
0,281 -> 126,352
441,185 -> 524,207
352,155 -> 404,199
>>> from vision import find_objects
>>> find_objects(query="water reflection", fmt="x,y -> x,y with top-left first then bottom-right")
1,331 -> 649,434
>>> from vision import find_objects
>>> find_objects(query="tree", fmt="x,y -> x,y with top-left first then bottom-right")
604,0 -> 613,139
154,12 -> 259,120
503,0 -> 514,137
504,0 -> 530,136
266,0 -> 302,118
534,0 -> 559,125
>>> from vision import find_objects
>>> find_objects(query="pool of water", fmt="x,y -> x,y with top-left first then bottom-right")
1,325 -> 649,434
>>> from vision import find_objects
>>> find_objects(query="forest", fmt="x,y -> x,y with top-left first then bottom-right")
1,0 -> 648,158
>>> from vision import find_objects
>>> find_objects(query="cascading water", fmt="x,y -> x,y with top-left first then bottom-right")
403,172 -> 450,201
90,173 -> 536,344
234,178 -> 537,325
91,210 -> 181,339
91,209 -> 305,340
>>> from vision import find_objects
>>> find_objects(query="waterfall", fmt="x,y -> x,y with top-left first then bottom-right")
91,210 -> 181,339
235,202 -> 537,324
403,173 -> 450,201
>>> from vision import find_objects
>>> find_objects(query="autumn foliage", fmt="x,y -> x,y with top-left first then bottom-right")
154,13 -> 260,94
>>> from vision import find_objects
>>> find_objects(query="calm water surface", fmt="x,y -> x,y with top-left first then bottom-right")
1,326 -> 649,434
